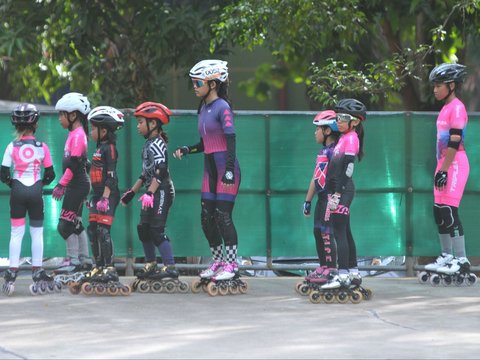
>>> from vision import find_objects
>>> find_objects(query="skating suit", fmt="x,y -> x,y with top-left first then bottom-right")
313,143 -> 336,232
328,131 -> 359,211
140,136 -> 174,227
1,136 -> 53,224
59,127 -> 90,222
434,98 -> 469,207
89,142 -> 120,225
198,98 -> 240,202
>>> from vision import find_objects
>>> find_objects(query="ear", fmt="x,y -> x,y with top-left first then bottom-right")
351,119 -> 361,128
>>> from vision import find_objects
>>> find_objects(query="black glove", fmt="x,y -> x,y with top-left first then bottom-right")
221,170 -> 234,185
120,188 -> 135,205
303,201 -> 311,216
434,171 -> 448,190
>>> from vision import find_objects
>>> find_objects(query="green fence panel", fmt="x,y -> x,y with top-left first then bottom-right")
0,111 -> 479,259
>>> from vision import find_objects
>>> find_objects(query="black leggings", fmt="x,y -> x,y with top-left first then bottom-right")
201,199 -> 237,247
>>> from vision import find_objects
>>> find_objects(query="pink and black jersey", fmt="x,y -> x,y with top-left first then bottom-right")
313,143 -> 336,194
436,97 -> 467,160
198,98 -> 235,154
60,126 -> 89,187
328,131 -> 360,193
1,136 -> 53,187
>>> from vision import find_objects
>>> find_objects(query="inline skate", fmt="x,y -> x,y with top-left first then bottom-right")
2,269 -> 18,296
74,266 -> 131,296
308,272 -> 372,304
132,263 -> 189,294
417,253 -> 455,286
428,257 -> 477,286
53,259 -> 92,287
30,268 -> 62,296
295,266 -> 337,296
192,261 -> 248,296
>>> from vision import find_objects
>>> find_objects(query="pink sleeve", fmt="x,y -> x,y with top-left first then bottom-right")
59,168 -> 73,186
69,131 -> 88,157
450,102 -> 468,130
344,132 -> 359,156
42,143 -> 53,168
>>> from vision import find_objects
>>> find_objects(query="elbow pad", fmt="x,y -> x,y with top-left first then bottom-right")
154,165 -> 169,184
335,155 -> 355,193
0,165 -> 12,186
448,128 -> 462,150
42,166 -> 56,185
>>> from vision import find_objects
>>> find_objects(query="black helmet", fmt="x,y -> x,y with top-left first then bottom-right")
429,63 -> 466,83
11,103 -> 39,125
334,98 -> 367,121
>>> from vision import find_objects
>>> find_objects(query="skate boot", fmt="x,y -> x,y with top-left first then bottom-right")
191,261 -> 224,294
206,262 -> 249,296
349,272 -> 373,300
30,268 -> 62,296
309,273 -> 364,304
53,258 -> 92,287
67,266 -> 102,295
436,257 -> 477,286
418,253 -> 454,286
130,261 -> 158,291
2,269 -> 18,296
135,265 -> 189,294
80,266 -> 131,296
296,266 -> 336,296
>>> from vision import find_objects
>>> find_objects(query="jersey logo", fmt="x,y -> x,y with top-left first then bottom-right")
314,155 -> 328,189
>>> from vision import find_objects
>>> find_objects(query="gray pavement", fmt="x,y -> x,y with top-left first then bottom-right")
0,276 -> 479,359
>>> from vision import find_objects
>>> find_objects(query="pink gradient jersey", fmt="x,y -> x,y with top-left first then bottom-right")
328,131 -> 359,193
434,98 -> 469,207
197,98 -> 235,154
1,136 -> 53,186
60,126 -> 88,186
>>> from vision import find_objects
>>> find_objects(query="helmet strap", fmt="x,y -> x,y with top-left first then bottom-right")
67,112 -> 77,131
442,82 -> 455,102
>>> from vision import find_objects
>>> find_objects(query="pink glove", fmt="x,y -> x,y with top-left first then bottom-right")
96,197 -> 110,213
139,192 -> 154,209
52,184 -> 65,201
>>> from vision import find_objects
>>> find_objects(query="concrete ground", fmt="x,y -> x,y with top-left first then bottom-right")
0,275 -> 479,359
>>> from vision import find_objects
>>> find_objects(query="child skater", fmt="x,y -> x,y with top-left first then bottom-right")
121,102 -> 188,293
1,103 -> 58,296
52,92 -> 92,278
296,110 -> 340,295
421,63 -> 474,285
173,59 -> 242,285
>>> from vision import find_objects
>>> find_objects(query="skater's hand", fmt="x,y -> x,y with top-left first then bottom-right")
303,201 -> 311,217
52,184 -> 65,201
96,197 -> 110,213
139,191 -> 154,209
173,146 -> 189,160
221,170 -> 234,186
434,170 -> 448,190
327,193 -> 341,211
120,188 -> 135,206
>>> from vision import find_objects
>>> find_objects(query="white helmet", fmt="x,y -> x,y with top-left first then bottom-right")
88,106 -> 124,131
189,59 -> 228,82
55,92 -> 91,115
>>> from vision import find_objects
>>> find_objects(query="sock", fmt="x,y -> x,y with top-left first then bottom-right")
224,244 -> 238,263
210,245 -> 224,262
451,235 -> 466,258
30,226 -> 44,267
439,233 -> 452,255
157,241 -> 175,266
77,230 -> 90,260
66,234 -> 79,261
8,224 -> 25,268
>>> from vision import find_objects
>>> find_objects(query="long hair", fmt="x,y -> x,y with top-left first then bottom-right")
77,111 -> 89,139
15,124 -> 36,140
355,122 -> 365,162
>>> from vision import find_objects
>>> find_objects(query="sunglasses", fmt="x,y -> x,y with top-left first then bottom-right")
192,79 -> 206,88
336,113 -> 358,122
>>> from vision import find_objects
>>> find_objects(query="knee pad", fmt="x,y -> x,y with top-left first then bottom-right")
434,204 -> 455,230
150,226 -> 169,246
57,219 -> 76,240
73,217 -> 85,235
214,208 -> 233,233
97,225 -> 113,260
137,223 -> 151,243
87,223 -> 97,244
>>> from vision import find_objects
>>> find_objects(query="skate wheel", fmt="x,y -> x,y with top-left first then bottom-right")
130,280 -> 139,291
350,290 -> 363,304
29,284 -> 38,296
229,284 -> 239,295
362,288 -> 373,300
206,282 -> 219,296
165,282 -> 176,294
309,291 -> 322,304
120,285 -> 132,296
178,282 -> 190,294
323,291 -> 335,304
441,276 -> 452,286
94,284 -> 106,295
218,285 -> 229,296
47,282 -> 55,293
191,279 -> 202,294
107,286 -> 119,296
81,283 -> 94,295
138,281 -> 151,293
298,284 -> 310,296
430,274 -> 441,287
417,271 -> 429,284
151,281 -> 163,293
39,282 -> 47,295
3,284 -> 14,296
465,273 -> 477,286
69,283 -> 82,295
238,281 -> 249,294
335,291 -> 349,304
55,282 -> 62,292
295,281 -> 304,294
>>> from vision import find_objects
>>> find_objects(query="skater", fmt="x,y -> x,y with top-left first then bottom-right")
296,110 -> 340,295
52,92 -> 92,277
319,98 -> 370,299
174,59 -> 246,295
420,63 -> 475,286
68,105 -> 130,295
121,102 -> 188,293
1,103 -> 59,296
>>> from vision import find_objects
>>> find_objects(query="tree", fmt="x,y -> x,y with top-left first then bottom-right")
211,0 -> 480,110
0,0 -> 230,107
